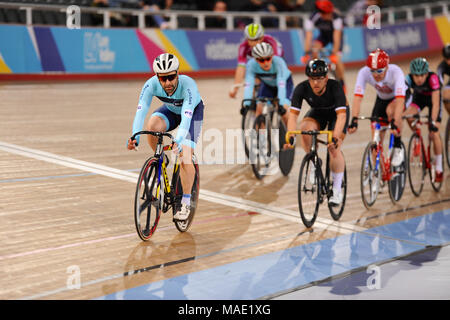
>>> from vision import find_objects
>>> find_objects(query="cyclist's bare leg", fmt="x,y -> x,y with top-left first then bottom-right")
298,117 -> 319,153
386,98 -> 404,136
403,104 -> 420,131
328,133 -> 345,173
328,133 -> 345,193
255,102 -> 265,129
443,88 -> 450,114
145,116 -> 167,150
430,122 -> 442,155
179,145 -> 195,198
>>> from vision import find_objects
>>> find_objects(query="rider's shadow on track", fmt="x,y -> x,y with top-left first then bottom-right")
200,163 -> 291,205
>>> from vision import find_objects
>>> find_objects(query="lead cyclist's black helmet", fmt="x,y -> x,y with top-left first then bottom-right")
305,59 -> 328,77
443,43 -> 450,59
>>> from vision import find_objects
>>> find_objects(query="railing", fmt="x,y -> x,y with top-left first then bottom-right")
0,1 -> 448,29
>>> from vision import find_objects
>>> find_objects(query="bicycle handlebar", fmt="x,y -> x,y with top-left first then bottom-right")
285,130 -> 333,146
130,131 -> 174,143
241,97 -> 280,106
402,114 -> 429,120
356,116 -> 389,123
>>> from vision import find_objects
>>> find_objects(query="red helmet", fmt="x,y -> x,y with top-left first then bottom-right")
366,48 -> 390,69
315,0 -> 334,14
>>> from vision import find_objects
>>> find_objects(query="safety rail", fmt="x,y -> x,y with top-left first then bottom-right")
0,1 -> 448,29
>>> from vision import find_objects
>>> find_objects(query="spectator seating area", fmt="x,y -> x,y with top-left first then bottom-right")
0,0 -> 448,27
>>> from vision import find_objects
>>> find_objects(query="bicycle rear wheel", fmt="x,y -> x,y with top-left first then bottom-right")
360,142 -> 380,208
428,134 -> 443,192
250,114 -> 271,179
298,153 -> 320,228
407,133 -> 426,196
134,157 -> 162,241
388,141 -> 407,203
172,155 -> 200,232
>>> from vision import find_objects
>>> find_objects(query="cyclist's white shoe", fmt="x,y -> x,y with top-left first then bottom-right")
329,191 -> 343,206
391,147 -> 404,167
174,204 -> 191,221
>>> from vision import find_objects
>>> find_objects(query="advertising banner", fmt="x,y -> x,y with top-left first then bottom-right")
341,27 -> 366,63
186,30 -> 242,69
363,21 -> 428,56
0,25 -> 42,73
51,27 -> 149,73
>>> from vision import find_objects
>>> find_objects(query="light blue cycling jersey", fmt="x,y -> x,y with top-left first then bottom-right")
132,74 -> 202,146
243,55 -> 292,106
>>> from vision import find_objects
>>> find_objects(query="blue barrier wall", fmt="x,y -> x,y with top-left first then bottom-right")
0,17 -> 448,76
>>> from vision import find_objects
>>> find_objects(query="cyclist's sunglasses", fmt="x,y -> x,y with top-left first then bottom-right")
256,57 -> 272,63
370,68 -> 386,74
158,73 -> 177,82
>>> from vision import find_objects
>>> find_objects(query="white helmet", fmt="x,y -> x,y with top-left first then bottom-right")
244,23 -> 264,40
152,53 -> 179,74
252,42 -> 273,59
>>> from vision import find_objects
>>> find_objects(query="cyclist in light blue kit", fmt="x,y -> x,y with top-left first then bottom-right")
127,53 -> 204,221
243,42 -> 293,125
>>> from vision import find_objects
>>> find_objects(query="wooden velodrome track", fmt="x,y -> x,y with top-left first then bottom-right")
0,55 -> 449,300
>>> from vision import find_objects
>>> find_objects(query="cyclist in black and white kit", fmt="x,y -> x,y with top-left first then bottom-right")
437,44 -> 450,114
285,59 -> 349,206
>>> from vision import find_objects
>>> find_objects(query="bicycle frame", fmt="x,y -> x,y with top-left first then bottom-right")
358,117 -> 398,181
286,130 -> 333,195
372,122 -> 395,182
131,130 -> 179,212
243,97 -> 281,121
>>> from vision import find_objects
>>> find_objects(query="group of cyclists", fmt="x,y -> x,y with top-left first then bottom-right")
126,0 -> 449,223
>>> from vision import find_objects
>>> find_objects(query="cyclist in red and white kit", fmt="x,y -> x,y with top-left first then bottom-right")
348,48 -> 407,167
229,23 -> 283,99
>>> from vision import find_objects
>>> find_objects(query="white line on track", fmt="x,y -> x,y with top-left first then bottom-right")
0,141 -> 365,234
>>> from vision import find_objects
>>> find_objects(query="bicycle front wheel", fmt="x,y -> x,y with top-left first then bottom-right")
172,155 -> 200,232
250,114 -> 271,180
134,157 -> 162,241
298,153 -> 320,228
388,141 -> 407,203
360,142 -> 380,209
242,105 -> 256,159
407,133 -> 426,196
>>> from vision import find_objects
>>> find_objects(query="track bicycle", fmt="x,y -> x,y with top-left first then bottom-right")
244,97 -> 294,179
130,131 -> 200,241
403,114 -> 444,195
358,117 -> 407,208
285,130 -> 347,228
